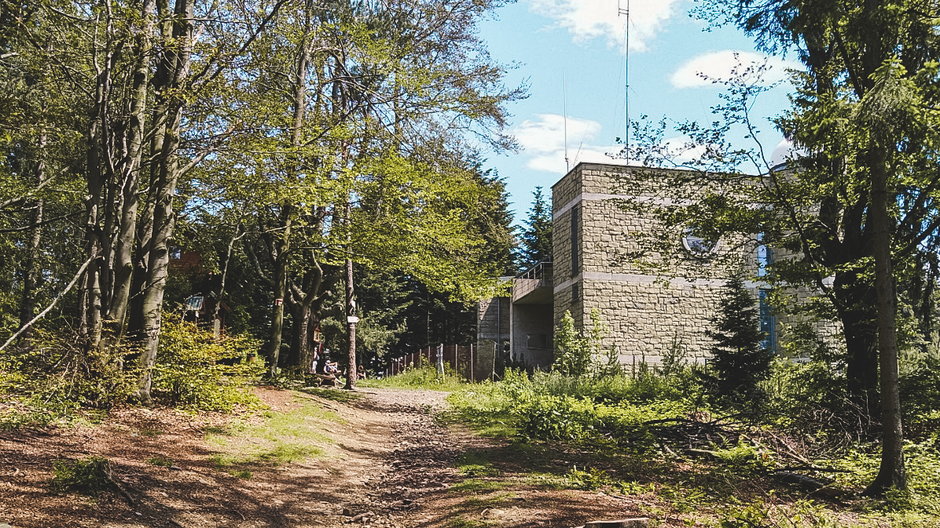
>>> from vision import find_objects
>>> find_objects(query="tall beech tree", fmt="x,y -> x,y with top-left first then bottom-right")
0,0 -> 519,401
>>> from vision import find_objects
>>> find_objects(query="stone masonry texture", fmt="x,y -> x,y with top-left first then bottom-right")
551,162 -> 842,367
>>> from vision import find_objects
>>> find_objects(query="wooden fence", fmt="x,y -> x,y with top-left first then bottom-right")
384,344 -> 496,382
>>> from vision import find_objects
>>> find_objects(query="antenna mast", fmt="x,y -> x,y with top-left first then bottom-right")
618,0 -> 630,163
563,74 -> 570,172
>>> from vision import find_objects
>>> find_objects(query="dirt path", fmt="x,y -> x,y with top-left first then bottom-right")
0,388 -> 650,528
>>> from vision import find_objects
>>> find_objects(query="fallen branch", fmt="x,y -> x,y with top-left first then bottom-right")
0,256 -> 92,352
107,473 -> 136,505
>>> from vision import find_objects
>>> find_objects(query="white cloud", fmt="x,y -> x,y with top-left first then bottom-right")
670,50 -> 797,89
513,114 -> 625,174
529,0 -> 682,52
514,113 -> 601,154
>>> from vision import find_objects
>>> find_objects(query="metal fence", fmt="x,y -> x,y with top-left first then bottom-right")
384,343 -> 496,382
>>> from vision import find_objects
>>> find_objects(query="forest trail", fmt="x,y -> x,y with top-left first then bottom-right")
0,387 -> 648,528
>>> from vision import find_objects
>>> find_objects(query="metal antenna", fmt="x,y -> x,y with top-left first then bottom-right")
563,74 -> 569,172
619,0 -> 630,163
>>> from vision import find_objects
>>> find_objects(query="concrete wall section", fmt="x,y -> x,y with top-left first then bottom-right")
478,297 -> 510,342
511,302 -> 555,370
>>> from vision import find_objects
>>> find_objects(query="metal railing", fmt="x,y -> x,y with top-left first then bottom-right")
516,261 -> 553,282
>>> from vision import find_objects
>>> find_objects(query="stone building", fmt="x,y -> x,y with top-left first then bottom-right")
477,162 -> 832,371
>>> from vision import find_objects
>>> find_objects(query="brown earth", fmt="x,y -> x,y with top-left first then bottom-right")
0,387 -> 662,528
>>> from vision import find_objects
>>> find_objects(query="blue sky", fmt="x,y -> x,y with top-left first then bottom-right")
477,0 -> 800,221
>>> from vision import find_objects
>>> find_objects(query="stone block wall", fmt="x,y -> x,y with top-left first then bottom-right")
551,162 -> 843,366
581,278 -> 724,365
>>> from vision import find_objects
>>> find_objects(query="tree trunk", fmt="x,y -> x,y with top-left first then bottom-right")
213,223 -> 242,338
265,211 -> 292,377
19,131 -> 47,328
81,106 -> 105,348
288,261 -> 324,371
265,11 -> 313,376
864,148 -> 906,496
289,301 -> 310,369
134,0 -> 193,403
344,255 -> 357,390
108,0 -> 155,331
833,271 -> 879,411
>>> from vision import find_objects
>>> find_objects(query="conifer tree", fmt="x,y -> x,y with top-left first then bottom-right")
517,187 -> 553,270
703,276 -> 772,403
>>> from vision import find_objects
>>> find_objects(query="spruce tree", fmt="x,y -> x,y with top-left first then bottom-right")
703,276 -> 772,403
517,187 -> 553,270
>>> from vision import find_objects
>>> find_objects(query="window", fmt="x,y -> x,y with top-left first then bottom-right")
681,228 -> 717,258
572,283 -> 581,301
757,233 -> 773,277
758,289 -> 777,352
571,205 -> 580,276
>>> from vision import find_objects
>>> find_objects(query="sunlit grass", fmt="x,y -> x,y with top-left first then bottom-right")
360,365 -> 467,392
205,394 -> 338,476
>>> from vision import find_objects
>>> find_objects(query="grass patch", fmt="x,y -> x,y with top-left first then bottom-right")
360,365 -> 466,392
462,491 -> 518,508
206,394 -> 336,473
137,427 -> 162,437
146,455 -> 174,467
441,370 -> 940,527
0,397 -> 72,431
50,456 -> 113,495
450,478 -> 512,493
457,451 -> 503,477
448,516 -> 491,528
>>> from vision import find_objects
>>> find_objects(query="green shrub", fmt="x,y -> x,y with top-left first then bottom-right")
717,499 -> 842,528
361,364 -> 465,391
553,309 -> 623,378
760,358 -> 869,443
510,380 -> 690,452
563,467 -> 612,490
50,456 -> 113,495
820,440 -> 940,515
517,395 -> 595,441
153,318 -> 263,411
0,327 -> 139,427
553,310 -> 592,377
900,356 -> 940,440
518,369 -> 693,406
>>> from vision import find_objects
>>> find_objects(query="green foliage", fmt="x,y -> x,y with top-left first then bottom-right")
563,466 -> 613,490
553,310 -> 623,378
361,365 -> 466,391
717,499 -> 842,528
0,329 -> 138,428
700,276 -> 772,406
821,440 -> 940,515
553,311 -> 591,377
449,368 -> 693,452
446,364 -> 940,524
900,356 -> 940,439
153,318 -> 263,412
516,186 -> 552,270
50,456 -> 113,496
